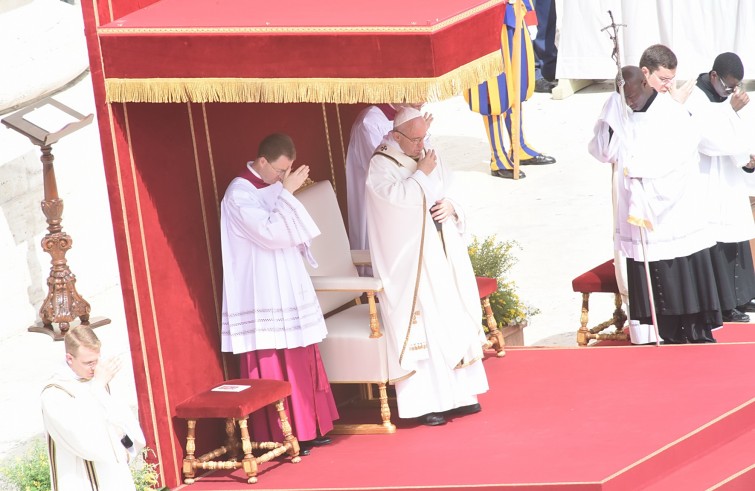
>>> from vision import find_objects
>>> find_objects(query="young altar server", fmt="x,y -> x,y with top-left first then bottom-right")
365,107 -> 489,426
220,133 -> 338,454
41,325 -> 145,491
685,52 -> 755,323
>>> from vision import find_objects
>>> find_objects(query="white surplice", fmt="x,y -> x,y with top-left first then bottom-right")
686,87 -> 755,243
220,176 -> 328,354
41,364 -> 145,491
365,139 -> 489,418
621,92 -> 713,262
345,106 -> 393,257
588,92 -> 658,344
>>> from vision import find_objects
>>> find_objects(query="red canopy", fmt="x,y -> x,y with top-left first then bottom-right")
81,1 -> 506,487
98,0 -> 505,103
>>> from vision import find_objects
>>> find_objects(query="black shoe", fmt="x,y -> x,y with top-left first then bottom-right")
520,154 -> 556,165
491,168 -> 526,179
298,446 -> 311,456
722,309 -> 750,323
299,435 -> 332,449
534,78 -> 556,93
447,403 -> 482,416
737,299 -> 755,313
417,413 -> 447,426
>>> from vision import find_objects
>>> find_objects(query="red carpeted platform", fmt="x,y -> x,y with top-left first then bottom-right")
174,324 -> 755,491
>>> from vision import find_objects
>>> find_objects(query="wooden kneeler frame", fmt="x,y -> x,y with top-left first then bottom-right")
176,379 -> 301,485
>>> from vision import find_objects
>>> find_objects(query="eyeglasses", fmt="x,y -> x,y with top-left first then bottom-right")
268,162 -> 290,176
651,71 -> 675,86
717,75 -> 742,95
394,129 -> 427,144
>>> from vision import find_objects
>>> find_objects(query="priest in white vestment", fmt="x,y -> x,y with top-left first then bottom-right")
610,67 -> 721,344
41,325 -> 145,491
220,133 -> 338,452
365,107 -> 489,426
685,52 -> 755,323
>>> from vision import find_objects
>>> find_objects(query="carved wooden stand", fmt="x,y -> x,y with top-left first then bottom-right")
28,145 -> 110,340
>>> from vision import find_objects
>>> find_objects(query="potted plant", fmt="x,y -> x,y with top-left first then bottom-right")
467,236 -> 539,347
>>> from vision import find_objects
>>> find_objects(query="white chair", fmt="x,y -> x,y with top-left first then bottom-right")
295,181 -> 395,434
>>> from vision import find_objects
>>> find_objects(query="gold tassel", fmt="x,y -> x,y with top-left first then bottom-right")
105,51 -> 503,104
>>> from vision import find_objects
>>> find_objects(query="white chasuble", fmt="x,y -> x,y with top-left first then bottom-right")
365,139 -> 488,417
41,365 -> 145,491
220,177 -> 328,354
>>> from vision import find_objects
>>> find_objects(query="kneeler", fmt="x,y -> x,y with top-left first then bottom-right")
175,378 -> 301,485
572,260 -> 629,346
476,276 -> 506,357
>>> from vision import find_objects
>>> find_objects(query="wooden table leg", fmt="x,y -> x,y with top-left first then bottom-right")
183,419 -> 197,484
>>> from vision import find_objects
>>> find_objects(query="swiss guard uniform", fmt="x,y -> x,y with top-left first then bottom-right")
466,0 -> 555,178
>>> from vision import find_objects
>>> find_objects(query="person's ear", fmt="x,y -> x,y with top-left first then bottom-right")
65,353 -> 73,366
391,131 -> 400,142
641,66 -> 650,79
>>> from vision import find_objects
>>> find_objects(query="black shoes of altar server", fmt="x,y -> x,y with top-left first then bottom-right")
298,435 -> 332,456
417,403 -> 482,426
723,309 -> 750,323
737,299 -> 755,313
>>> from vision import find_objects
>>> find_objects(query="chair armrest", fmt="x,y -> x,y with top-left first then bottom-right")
350,249 -> 372,267
311,276 -> 382,292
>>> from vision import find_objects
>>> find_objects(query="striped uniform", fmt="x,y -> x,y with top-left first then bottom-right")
466,0 -> 540,171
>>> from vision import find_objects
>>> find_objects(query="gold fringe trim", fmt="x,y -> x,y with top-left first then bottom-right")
105,51 -> 503,104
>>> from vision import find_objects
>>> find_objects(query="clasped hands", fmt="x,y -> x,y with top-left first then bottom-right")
283,164 -> 310,193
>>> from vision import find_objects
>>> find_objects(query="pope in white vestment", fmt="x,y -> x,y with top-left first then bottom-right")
365,107 -> 489,425
41,325 -> 145,491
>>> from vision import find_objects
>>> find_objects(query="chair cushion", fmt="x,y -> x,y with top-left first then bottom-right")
571,260 -> 619,293
475,276 -> 498,298
175,378 -> 291,420
319,304 -> 389,383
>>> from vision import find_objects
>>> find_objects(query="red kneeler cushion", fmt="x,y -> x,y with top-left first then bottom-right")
571,260 -> 620,294
476,276 -> 498,298
175,379 -> 291,420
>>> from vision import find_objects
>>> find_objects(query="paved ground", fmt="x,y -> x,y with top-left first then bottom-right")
0,73 -> 624,467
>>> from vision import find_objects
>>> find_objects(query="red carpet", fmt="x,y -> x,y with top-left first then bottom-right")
175,324 -> 755,490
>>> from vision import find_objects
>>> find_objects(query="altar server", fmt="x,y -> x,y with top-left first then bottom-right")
220,133 -> 338,453
686,52 -> 755,323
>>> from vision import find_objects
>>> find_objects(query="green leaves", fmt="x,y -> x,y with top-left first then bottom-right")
468,236 -> 539,328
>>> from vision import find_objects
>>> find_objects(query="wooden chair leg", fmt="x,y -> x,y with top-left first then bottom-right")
577,292 -> 591,346
482,297 -> 506,357
237,417 -> 258,484
224,418 -> 240,461
377,382 -> 396,432
182,419 -> 197,484
276,399 -> 302,463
